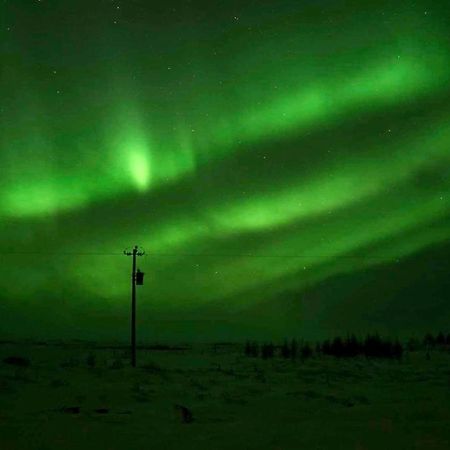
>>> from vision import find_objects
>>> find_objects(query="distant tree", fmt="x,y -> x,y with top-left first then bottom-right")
331,336 -> 344,357
290,339 -> 298,360
322,339 -> 331,355
423,332 -> 435,348
314,333 -> 407,359
300,342 -> 313,360
407,337 -> 420,352
344,334 -> 360,357
392,339 -> 403,360
315,342 -> 321,355
361,334 -> 404,359
384,340 -> 395,359
244,340 -> 252,357
363,333 -> 383,358
261,343 -> 267,359
436,332 -> 446,346
261,342 -> 275,359
280,340 -> 290,359
446,333 -> 450,346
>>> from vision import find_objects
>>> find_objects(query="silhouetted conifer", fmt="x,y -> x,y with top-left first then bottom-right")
364,333 -> 385,358
392,340 -> 403,360
300,343 -> 313,359
322,339 -> 331,355
261,343 -> 267,359
436,332 -> 446,346
290,339 -> 298,359
423,332 -> 435,348
280,340 -> 290,359
261,342 -> 274,359
344,334 -> 360,357
331,336 -> 344,357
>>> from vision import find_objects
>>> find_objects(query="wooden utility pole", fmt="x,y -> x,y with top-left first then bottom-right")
124,245 -> 145,367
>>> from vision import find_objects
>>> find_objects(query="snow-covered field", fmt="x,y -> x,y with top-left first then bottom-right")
1,341 -> 449,450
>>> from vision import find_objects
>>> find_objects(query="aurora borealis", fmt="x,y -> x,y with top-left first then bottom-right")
0,0 -> 449,341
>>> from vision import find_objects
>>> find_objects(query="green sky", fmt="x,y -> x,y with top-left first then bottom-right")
0,0 -> 449,341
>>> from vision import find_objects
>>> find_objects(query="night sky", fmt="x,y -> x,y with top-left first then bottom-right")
1,0 -> 449,342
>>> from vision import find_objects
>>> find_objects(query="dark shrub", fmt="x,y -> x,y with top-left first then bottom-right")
86,353 -> 96,368
110,358 -> 124,369
3,356 -> 30,367
244,341 -> 259,357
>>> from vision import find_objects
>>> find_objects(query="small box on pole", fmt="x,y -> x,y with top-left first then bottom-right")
136,269 -> 144,285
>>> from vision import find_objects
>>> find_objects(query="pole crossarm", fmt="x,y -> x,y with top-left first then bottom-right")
124,245 -> 145,256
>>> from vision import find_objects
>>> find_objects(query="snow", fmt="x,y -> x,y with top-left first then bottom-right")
1,341 -> 449,449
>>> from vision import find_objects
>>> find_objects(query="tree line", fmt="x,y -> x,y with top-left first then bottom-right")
244,331 -> 450,360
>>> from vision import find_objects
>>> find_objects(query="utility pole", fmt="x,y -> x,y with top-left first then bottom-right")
124,245 -> 145,367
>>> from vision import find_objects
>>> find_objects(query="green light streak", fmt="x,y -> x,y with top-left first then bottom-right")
2,45 -> 446,219
208,119 -> 450,233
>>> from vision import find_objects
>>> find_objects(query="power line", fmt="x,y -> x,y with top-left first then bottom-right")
141,253 -> 398,260
0,251 -> 122,256
0,250 -> 439,261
